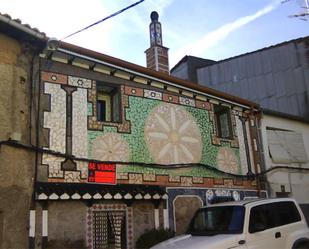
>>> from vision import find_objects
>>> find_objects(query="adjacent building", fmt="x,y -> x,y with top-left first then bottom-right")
260,109 -> 309,222
171,37 -> 309,119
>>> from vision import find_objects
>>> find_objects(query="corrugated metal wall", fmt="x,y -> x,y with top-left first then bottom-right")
196,39 -> 309,119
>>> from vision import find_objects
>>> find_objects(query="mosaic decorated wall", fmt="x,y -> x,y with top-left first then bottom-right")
39,70 -> 258,188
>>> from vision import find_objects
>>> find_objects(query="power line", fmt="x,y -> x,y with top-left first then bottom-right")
2,140 -> 309,180
61,0 -> 145,40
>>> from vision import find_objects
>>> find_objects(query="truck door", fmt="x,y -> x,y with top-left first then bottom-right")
245,204 -> 284,249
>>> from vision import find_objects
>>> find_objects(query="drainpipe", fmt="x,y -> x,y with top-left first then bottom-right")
256,110 -> 271,196
248,109 -> 262,196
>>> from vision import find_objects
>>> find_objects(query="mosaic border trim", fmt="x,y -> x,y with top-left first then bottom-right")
209,106 -> 239,148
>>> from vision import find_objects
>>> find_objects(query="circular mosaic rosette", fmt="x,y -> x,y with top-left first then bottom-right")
144,103 -> 202,165
91,133 -> 130,162
216,147 -> 239,174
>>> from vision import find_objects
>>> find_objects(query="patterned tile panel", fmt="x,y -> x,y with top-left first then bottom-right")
144,103 -> 202,165
43,83 -> 67,152
195,100 -> 211,110
162,93 -> 179,104
124,86 -> 143,97
144,89 -> 162,100
68,76 -> 92,88
179,97 -> 195,107
72,88 -> 88,157
41,71 -> 68,85
235,117 -> 248,175
42,154 -> 64,178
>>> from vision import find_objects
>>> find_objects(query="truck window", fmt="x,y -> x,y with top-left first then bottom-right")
188,206 -> 245,235
249,201 -> 301,233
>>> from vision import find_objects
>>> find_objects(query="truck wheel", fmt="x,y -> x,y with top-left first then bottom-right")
294,241 -> 309,249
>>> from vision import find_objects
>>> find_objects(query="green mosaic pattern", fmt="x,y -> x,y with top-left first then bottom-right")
87,102 -> 93,116
88,96 -> 242,177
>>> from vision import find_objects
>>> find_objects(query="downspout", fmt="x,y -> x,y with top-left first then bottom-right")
29,51 -> 43,249
255,110 -> 271,196
248,108 -> 262,196
240,116 -> 253,175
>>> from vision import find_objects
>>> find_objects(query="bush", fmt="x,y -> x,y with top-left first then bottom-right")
136,228 -> 174,249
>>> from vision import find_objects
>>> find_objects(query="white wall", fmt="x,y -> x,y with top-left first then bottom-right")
260,114 -> 309,204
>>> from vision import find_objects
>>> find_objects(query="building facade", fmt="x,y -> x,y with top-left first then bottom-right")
0,13 -> 266,249
260,110 -> 309,222
0,14 -> 46,249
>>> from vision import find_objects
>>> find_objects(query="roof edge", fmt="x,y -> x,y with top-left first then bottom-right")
263,108 -> 309,124
0,13 -> 47,41
59,41 -> 259,109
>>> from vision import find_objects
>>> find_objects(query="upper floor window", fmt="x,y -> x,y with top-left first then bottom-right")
97,82 -> 121,123
214,105 -> 233,139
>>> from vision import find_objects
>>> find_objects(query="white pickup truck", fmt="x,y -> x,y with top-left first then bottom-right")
151,198 -> 309,249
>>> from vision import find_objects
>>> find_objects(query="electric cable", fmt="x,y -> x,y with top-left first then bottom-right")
61,0 -> 145,41
2,140 -> 309,180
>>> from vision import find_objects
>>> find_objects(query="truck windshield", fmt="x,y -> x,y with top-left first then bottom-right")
187,206 -> 245,236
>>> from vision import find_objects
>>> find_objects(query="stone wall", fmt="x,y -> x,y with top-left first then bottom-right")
46,202 -> 87,249
0,146 -> 35,249
133,201 -> 156,243
0,34 -> 36,249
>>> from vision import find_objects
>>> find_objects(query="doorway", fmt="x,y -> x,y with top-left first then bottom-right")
92,211 -> 126,249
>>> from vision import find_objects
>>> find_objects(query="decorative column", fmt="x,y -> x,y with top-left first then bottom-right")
163,200 -> 169,229
61,85 -> 77,170
42,204 -> 48,249
28,209 -> 35,249
239,116 -> 253,176
154,209 -> 160,230
153,200 -> 160,230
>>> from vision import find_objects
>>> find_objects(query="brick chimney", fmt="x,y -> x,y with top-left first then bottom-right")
145,11 -> 169,74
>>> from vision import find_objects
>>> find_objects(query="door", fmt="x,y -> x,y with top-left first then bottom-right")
92,210 -> 126,249
245,204 -> 284,249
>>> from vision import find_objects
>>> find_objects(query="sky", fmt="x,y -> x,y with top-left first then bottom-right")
2,0 -> 309,68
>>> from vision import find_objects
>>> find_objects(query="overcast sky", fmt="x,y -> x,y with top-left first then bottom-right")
2,0 -> 309,68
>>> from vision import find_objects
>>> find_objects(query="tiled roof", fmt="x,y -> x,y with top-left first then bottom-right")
0,12 -> 47,38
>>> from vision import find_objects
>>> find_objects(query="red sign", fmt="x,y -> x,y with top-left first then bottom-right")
88,163 -> 116,184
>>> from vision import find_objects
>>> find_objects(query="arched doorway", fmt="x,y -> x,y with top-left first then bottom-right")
174,196 -> 203,234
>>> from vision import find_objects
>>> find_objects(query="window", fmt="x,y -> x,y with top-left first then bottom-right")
214,105 -> 233,139
267,128 -> 308,164
249,201 -> 301,233
188,206 -> 245,235
97,83 -> 121,123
